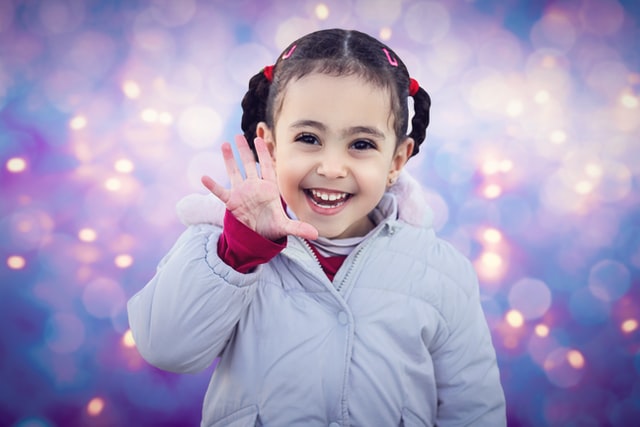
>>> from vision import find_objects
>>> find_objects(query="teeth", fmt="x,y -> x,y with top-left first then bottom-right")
311,189 -> 348,202
309,189 -> 349,207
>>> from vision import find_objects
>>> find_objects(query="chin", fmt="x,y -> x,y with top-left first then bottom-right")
313,224 -> 347,239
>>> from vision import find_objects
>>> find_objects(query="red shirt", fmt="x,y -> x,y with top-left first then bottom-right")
218,210 -> 346,281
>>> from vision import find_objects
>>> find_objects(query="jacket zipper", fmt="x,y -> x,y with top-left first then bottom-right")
336,222 -> 392,294
301,238 -> 325,273
298,222 -> 391,294
297,238 -> 338,291
334,242 -> 367,294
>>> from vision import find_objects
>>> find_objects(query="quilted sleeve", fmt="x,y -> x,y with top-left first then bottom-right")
127,224 -> 260,374
431,248 -> 507,426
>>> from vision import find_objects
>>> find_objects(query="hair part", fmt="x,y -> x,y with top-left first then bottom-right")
241,29 -> 431,160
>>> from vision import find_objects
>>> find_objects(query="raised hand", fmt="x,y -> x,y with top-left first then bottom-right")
201,135 -> 318,241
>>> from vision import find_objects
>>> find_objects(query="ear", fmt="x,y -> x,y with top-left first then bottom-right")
256,122 -> 276,161
388,137 -> 414,186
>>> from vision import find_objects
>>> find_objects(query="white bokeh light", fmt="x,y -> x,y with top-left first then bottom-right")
177,105 -> 224,149
508,277 -> 553,320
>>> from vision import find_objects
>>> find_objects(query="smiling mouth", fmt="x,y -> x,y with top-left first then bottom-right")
305,189 -> 352,208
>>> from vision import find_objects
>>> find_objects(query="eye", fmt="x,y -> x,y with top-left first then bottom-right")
351,139 -> 377,151
295,133 -> 320,145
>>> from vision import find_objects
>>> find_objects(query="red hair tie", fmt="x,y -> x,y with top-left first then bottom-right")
409,78 -> 420,97
263,65 -> 274,82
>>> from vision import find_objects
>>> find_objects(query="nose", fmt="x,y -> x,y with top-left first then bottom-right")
316,149 -> 348,179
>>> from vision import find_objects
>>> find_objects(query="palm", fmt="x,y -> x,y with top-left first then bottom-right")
221,171 -> 288,241
202,135 -> 318,241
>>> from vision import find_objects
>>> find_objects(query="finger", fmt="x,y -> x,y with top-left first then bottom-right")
201,175 -> 230,203
220,142 -> 243,188
235,135 -> 259,179
254,137 -> 277,182
284,219 -> 319,241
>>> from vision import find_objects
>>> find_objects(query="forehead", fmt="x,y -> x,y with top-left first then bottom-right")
275,73 -> 395,132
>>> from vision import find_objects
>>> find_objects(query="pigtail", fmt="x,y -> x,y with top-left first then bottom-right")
240,69 -> 271,160
408,86 -> 431,156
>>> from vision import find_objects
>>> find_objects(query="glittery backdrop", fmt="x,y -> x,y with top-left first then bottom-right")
1,0 -> 639,426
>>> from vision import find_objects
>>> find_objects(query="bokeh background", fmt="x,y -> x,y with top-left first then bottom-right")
1,0 -> 639,426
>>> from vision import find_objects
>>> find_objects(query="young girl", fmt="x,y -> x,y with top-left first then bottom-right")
128,29 -> 506,426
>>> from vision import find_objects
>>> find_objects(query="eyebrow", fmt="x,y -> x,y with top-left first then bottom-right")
290,120 -> 386,139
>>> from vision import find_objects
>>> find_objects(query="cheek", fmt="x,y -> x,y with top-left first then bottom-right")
361,160 -> 392,183
274,159 -> 304,191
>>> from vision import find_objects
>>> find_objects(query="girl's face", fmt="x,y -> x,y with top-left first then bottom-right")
258,73 -> 413,239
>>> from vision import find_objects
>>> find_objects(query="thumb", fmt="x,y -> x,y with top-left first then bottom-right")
284,219 -> 319,241
201,175 -> 230,203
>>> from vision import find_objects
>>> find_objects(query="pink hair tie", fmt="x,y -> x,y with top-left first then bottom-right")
383,48 -> 398,67
282,44 -> 297,59
263,65 -> 274,82
409,78 -> 420,97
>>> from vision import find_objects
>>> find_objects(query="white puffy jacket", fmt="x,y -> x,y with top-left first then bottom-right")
127,172 -> 506,427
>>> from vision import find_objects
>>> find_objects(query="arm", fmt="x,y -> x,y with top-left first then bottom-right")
433,260 -> 506,426
127,212 -> 285,373
128,136 -> 315,374
127,223 -> 261,373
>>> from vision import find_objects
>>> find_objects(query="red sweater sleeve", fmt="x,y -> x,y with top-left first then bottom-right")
217,210 -> 286,273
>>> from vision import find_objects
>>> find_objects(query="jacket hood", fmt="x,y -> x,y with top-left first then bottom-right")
176,170 -> 434,229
